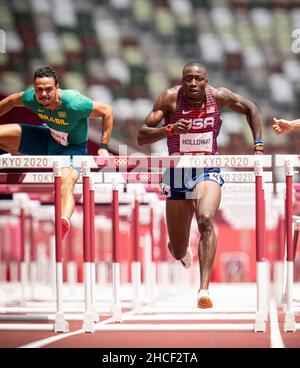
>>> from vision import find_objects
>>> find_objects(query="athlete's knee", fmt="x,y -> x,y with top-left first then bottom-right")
61,168 -> 78,190
0,123 -> 20,136
0,124 -> 21,149
197,213 -> 215,232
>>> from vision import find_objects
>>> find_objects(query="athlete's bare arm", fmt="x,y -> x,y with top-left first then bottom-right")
90,101 -> 113,155
137,87 -> 190,145
213,87 -> 263,145
273,117 -> 300,135
0,92 -> 24,117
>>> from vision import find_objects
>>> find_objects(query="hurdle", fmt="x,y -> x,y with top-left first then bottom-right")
0,158 -> 110,332
0,156 -> 276,332
0,170 -> 112,332
73,154 -> 272,332
0,155 -> 70,332
275,155 -> 300,332
125,186 -> 163,310
0,166 -> 139,332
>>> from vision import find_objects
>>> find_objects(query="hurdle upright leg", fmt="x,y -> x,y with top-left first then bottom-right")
89,175 -> 99,322
284,159 -> 296,332
131,196 -> 143,311
19,205 -> 28,306
274,213 -> 285,304
81,160 -> 95,333
53,161 -> 69,333
145,205 -> 157,304
254,159 -> 267,333
292,216 -> 300,262
111,178 -> 122,322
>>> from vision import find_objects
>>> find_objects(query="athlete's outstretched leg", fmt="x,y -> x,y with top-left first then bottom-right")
193,181 -> 221,308
61,167 -> 79,239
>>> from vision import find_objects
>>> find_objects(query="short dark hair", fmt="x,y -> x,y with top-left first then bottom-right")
183,61 -> 207,77
34,66 -> 59,85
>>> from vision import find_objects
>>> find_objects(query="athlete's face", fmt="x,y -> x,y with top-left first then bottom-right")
34,77 -> 58,107
182,66 -> 208,100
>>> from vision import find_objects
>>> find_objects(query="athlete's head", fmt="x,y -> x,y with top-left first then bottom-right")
33,66 -> 59,107
182,62 -> 208,101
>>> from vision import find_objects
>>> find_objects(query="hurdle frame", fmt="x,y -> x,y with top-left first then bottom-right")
275,155 -> 300,332
73,154 -> 272,333
0,155 -> 70,332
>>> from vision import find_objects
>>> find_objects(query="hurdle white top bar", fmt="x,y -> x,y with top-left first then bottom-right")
0,155 -> 70,168
0,172 -> 103,184
221,171 -> 272,183
72,155 -> 272,169
0,170 -> 272,185
275,154 -> 300,167
115,171 -> 273,183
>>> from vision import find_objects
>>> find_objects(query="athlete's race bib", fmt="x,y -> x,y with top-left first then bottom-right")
49,127 -> 69,146
207,171 -> 224,185
160,182 -> 172,198
179,131 -> 213,153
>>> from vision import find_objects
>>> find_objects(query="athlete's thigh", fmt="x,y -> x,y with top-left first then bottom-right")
166,199 -> 194,246
18,124 -> 49,155
193,180 -> 221,219
0,124 -> 22,152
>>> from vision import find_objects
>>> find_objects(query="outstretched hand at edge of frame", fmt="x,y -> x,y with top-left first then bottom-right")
272,117 -> 293,135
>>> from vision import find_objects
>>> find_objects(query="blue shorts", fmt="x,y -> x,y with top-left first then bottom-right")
19,124 -> 87,171
161,167 -> 224,200
19,124 -> 87,156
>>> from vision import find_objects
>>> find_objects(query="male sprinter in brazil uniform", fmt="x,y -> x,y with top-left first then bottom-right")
138,62 -> 264,308
0,66 -> 113,239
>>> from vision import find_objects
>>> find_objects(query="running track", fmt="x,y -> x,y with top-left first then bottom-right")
0,283 -> 299,348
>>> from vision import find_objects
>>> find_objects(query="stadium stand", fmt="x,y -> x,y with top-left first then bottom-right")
0,0 -> 300,157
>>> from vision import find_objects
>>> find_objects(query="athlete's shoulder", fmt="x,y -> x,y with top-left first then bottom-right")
153,86 -> 180,113
166,85 -> 181,96
159,86 -> 180,103
60,89 -> 81,102
210,86 -> 233,99
21,87 -> 36,105
206,85 -> 219,96
60,89 -> 92,111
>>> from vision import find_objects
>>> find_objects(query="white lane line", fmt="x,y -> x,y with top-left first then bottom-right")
18,317 -> 115,348
122,313 -> 256,321
95,323 -> 254,331
18,309 -> 137,348
269,299 -> 285,348
0,324 -> 54,331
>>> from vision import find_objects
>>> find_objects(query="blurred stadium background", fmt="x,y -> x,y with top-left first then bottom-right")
0,0 -> 300,160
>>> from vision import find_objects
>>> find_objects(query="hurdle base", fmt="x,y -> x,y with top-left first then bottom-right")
82,312 -> 95,333
263,307 -> 268,322
54,313 -> 69,333
254,312 -> 266,333
284,311 -> 296,332
92,306 -> 100,322
111,304 -> 122,323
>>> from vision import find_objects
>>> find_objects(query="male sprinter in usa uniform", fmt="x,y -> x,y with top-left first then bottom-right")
138,62 -> 264,308
0,66 -> 113,239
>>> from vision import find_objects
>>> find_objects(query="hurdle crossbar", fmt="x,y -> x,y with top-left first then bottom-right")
72,154 -> 272,170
